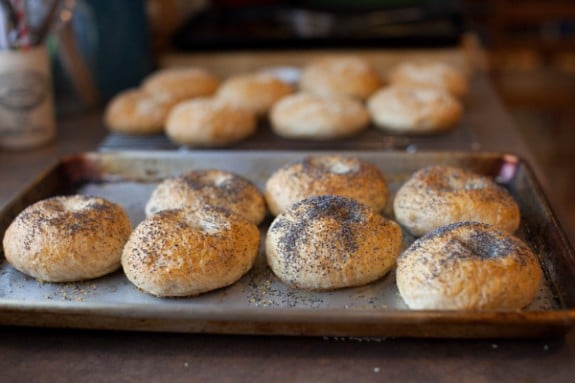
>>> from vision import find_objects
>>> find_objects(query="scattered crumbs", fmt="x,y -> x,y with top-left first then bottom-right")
247,276 -> 281,307
48,283 -> 92,302
543,345 -> 549,351
491,344 -> 499,349
373,367 -> 380,373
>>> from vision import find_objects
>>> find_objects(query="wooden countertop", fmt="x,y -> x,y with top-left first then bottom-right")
1,65 -> 575,382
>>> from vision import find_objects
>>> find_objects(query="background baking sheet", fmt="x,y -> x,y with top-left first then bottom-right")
99,49 -> 480,152
1,151 -> 574,338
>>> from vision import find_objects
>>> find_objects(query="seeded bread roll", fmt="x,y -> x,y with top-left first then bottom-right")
216,73 -> 294,115
266,195 -> 402,290
141,67 -> 220,103
388,61 -> 468,97
122,205 -> 260,297
165,97 -> 256,147
2,195 -> 132,282
300,56 -> 382,100
393,165 -> 520,236
270,92 -> 370,140
145,169 -> 266,225
265,155 -> 388,216
104,89 -> 176,135
396,221 -> 542,310
367,85 -> 463,134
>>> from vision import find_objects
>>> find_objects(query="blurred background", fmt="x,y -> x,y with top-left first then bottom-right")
149,0 -> 575,237
8,0 -> 573,231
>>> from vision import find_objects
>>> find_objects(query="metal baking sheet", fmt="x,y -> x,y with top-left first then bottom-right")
1,150 -> 574,338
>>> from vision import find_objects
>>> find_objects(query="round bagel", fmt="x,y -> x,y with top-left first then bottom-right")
265,155 -> 388,216
300,56 -> 382,100
165,97 -> 256,147
270,92 -> 370,140
367,85 -> 462,134
388,61 -> 468,97
393,165 -> 520,236
266,195 -> 402,290
141,67 -> 220,102
121,205 -> 260,297
216,73 -> 293,115
145,169 -> 266,225
104,88 -> 176,135
2,195 -> 132,282
396,221 -> 542,310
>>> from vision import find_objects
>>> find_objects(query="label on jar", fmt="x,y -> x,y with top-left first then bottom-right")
0,46 -> 56,150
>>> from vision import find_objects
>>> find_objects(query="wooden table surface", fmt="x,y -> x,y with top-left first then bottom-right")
1,64 -> 575,381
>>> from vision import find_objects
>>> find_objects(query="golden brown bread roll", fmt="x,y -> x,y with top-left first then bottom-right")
121,205 -> 260,297
165,97 -> 257,147
265,155 -> 388,216
396,221 -> 542,310
216,73 -> 294,115
141,67 -> 220,103
300,56 -> 382,100
145,169 -> 266,225
104,89 -> 176,135
367,85 -> 463,134
388,61 -> 468,97
266,195 -> 402,290
2,195 -> 132,282
270,92 -> 370,140
393,165 -> 521,236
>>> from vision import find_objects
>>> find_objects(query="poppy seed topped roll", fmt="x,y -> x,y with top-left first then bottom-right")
146,169 -> 266,225
266,195 -> 402,290
122,205 -> 260,297
396,221 -> 542,310
393,165 -> 520,236
2,195 -> 132,282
